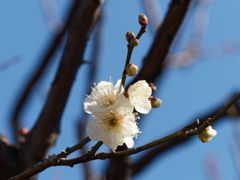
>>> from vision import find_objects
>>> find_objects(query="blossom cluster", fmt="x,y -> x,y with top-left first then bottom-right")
84,79 -> 153,151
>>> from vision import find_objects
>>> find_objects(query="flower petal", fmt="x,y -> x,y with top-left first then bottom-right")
124,137 -> 134,148
86,119 -> 105,141
114,79 -> 124,95
128,80 -> 152,114
84,95 -> 104,114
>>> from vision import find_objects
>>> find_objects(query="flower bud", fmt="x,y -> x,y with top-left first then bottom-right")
149,97 -> 162,108
126,31 -> 135,43
198,126 -> 217,143
138,14 -> 148,27
126,64 -> 139,76
130,38 -> 139,47
18,128 -> 30,137
149,83 -> 157,94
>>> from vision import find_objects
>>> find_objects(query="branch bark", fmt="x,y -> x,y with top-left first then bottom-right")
11,0 -> 81,144
21,0 -> 103,170
0,136 -> 23,180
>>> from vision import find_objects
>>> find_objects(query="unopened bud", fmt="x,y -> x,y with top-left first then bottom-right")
126,31 -> 135,43
130,38 -> 139,47
198,126 -> 217,143
126,64 -> 139,76
149,97 -> 162,108
138,14 -> 148,27
18,128 -> 30,137
149,83 -> 157,94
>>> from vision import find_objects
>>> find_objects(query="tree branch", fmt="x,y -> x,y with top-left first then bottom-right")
132,92 -> 240,176
130,0 -> 192,86
0,135 -> 23,180
10,93 -> 240,180
11,0 -> 81,144
21,0 -> 103,169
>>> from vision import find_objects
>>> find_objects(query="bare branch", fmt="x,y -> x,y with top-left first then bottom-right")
21,0 -> 103,168
11,93 -> 240,180
11,0 -> 81,144
132,93 -> 240,176
0,135 -> 23,180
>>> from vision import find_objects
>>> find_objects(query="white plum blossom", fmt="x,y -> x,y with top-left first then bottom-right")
87,99 -> 140,151
84,79 -> 126,114
127,80 -> 152,114
84,78 -> 152,151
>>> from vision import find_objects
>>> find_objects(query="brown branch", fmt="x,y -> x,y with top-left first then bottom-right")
78,121 -> 91,180
0,135 -> 23,180
20,0 -> 103,169
105,144 -> 133,180
10,93 -> 240,180
131,93 -> 240,176
11,0 -> 81,144
129,0 -> 192,86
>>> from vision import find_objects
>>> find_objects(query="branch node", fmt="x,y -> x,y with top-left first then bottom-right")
205,118 -> 212,125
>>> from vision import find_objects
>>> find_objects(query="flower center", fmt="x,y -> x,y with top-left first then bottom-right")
109,118 -> 118,126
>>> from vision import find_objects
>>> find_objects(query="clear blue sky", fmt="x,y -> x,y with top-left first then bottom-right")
1,0 -> 240,179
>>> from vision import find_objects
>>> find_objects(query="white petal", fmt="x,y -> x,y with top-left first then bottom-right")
128,80 -> 152,114
83,96 -> 104,114
109,94 -> 134,112
124,137 -> 134,148
208,128 -> 217,137
86,120 -> 105,141
102,129 -> 119,151
134,99 -> 151,114
128,80 -> 152,98
114,79 -> 124,95
98,81 -> 113,89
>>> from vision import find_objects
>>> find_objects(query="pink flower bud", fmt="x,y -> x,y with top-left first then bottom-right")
149,83 -> 157,94
138,14 -> 148,27
149,97 -> 162,108
130,38 -> 139,47
126,64 -> 139,76
126,31 -> 135,43
18,128 -> 30,137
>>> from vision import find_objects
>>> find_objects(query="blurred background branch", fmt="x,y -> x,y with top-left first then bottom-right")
11,0 -> 82,145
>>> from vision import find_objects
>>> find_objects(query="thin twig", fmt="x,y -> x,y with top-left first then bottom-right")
129,0 -> 192,87
132,93 -> 240,175
122,27 -> 146,88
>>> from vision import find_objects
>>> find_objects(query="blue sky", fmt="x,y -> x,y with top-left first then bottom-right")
1,0 -> 240,179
